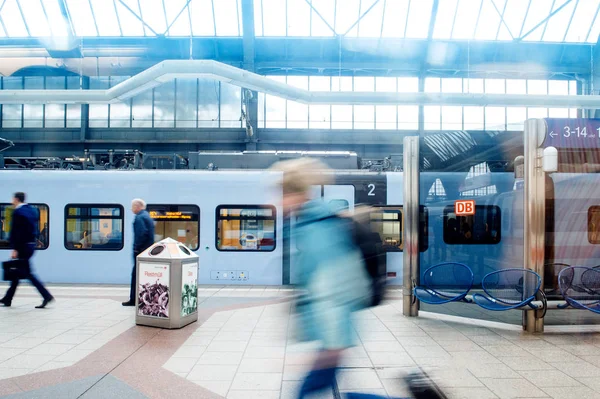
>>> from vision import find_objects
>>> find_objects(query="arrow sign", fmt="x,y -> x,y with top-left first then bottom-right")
549,131 -> 557,138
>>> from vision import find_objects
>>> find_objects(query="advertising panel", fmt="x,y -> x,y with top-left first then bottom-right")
181,263 -> 198,317
138,262 -> 170,319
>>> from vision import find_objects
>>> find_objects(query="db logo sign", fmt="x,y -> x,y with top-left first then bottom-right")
455,200 -> 475,216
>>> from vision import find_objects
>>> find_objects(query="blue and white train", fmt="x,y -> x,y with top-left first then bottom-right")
0,169 -> 597,297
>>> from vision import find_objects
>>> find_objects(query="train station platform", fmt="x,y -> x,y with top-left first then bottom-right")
1,285 -> 600,399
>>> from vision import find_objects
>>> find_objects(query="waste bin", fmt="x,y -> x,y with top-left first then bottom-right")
135,238 -> 199,329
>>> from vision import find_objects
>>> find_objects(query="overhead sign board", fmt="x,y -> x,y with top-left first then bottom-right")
455,200 -> 475,216
543,118 -> 600,149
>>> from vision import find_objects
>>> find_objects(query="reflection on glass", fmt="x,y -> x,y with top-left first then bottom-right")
148,205 -> 200,250
217,206 -> 276,251
65,206 -> 123,250
371,210 -> 402,251
443,205 -> 501,245
0,204 -> 49,250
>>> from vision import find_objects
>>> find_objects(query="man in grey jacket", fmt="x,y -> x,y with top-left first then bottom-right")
122,199 -> 155,307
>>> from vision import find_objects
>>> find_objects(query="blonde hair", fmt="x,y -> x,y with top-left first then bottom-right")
271,158 -> 333,195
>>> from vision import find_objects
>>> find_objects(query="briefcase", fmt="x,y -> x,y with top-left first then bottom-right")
2,260 -> 27,281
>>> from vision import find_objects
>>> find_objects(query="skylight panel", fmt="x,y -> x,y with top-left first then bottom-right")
474,0 -> 504,40
189,0 -> 215,36
452,0 -> 481,39
503,0 -> 531,38
114,0 -> 145,36
214,0 -> 240,36
335,0 -> 360,36
433,0 -> 458,39
564,0 -> 598,42
381,0 -> 410,38
521,0 -> 554,41
261,0 -> 286,36
542,0 -> 576,42
311,0 -> 335,37
164,0 -> 191,36
2,0 -> 30,37
357,0 -> 385,38
405,0 -> 432,38
90,0 -> 121,36
42,0 -> 70,36
138,0 -> 166,34
287,0 -> 310,36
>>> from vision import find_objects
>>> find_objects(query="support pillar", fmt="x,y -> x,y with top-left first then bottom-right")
523,119 -> 546,333
403,136 -> 420,317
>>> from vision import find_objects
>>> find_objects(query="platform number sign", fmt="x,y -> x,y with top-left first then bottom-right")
455,200 -> 475,216
544,119 -> 600,149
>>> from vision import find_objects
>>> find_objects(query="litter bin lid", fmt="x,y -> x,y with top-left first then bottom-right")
140,237 -> 198,260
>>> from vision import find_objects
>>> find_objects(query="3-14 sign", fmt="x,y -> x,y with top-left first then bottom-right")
455,200 -> 475,216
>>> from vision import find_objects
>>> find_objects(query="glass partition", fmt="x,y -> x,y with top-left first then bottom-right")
418,129 -> 524,325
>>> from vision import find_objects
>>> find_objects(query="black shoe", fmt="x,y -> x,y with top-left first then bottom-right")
35,296 -> 54,309
0,298 -> 11,307
404,371 -> 448,399
122,301 -> 135,307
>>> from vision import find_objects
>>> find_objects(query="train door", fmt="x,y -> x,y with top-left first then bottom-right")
289,186 -> 324,284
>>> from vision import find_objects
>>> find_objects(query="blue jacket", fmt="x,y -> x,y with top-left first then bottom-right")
10,204 -> 38,252
133,209 -> 155,253
294,200 -> 370,350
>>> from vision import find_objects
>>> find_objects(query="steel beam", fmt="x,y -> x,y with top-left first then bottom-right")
241,0 -> 257,149
343,0 -> 382,36
519,0 -> 574,41
15,0 -> 31,37
118,0 -> 158,36
491,0 -> 513,40
305,0 -> 336,36
57,0 -> 76,37
420,0 -> 439,73
164,0 -> 192,36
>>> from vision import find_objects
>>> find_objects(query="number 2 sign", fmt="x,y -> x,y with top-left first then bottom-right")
455,200 -> 475,216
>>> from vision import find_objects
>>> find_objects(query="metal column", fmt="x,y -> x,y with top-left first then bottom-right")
403,136 -> 420,317
523,119 -> 546,333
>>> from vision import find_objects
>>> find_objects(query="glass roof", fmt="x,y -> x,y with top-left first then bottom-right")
0,0 -> 596,43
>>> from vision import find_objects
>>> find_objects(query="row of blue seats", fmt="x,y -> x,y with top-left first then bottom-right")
413,263 -> 543,311
414,263 -> 600,314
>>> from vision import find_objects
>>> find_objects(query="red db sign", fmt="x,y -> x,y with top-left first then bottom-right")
455,200 -> 475,216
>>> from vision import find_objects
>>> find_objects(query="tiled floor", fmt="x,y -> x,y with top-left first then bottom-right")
2,284 -> 600,399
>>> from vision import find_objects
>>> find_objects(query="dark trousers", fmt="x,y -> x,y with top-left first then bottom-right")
129,252 -> 140,303
298,367 -> 391,399
3,248 -> 52,304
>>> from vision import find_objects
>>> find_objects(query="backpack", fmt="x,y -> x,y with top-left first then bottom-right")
345,216 -> 386,307
297,212 -> 386,307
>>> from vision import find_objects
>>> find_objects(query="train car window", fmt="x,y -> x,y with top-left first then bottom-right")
371,209 -> 402,251
370,206 -> 428,252
0,203 -> 49,250
443,205 -> 501,245
216,205 -> 276,252
147,204 -> 199,251
64,205 -> 124,251
588,206 -> 600,244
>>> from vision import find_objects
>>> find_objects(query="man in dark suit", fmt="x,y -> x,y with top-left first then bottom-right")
122,198 -> 155,307
1,192 -> 54,308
